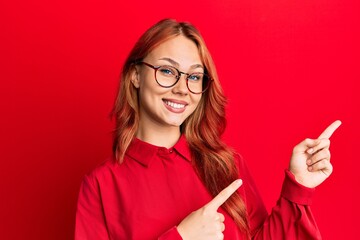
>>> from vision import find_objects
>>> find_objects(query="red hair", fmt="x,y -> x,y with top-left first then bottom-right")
111,19 -> 250,238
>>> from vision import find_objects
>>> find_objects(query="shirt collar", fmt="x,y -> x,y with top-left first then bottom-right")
173,135 -> 192,162
125,135 -> 192,167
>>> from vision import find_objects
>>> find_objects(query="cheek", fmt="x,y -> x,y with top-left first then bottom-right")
139,75 -> 153,89
188,95 -> 202,115
192,95 -> 202,107
138,77 -> 164,97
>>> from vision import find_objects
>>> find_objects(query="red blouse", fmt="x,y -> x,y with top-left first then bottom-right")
75,135 -> 322,239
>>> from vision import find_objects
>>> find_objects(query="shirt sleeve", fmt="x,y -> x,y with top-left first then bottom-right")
157,227 -> 183,240
236,155 -> 322,240
75,174 -> 110,240
75,173 -> 183,240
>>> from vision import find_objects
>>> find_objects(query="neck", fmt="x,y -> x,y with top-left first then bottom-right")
136,121 -> 181,148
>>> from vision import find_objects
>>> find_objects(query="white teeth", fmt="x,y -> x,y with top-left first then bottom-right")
164,100 -> 185,109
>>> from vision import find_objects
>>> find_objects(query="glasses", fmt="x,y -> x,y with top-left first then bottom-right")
136,61 -> 212,94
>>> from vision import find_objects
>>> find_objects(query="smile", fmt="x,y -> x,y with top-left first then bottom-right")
163,100 -> 186,109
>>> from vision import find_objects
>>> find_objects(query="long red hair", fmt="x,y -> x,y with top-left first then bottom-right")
111,19 -> 250,237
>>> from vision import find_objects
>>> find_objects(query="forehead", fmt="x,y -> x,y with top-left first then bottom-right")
146,35 -> 202,66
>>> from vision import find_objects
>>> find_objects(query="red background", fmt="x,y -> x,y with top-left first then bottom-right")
1,0 -> 359,239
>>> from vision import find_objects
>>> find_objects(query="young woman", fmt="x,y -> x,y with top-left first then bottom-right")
75,19 -> 341,240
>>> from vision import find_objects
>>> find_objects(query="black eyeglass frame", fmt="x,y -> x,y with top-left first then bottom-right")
135,61 -> 212,94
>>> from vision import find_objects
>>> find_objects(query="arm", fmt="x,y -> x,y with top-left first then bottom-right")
249,170 -> 321,239
75,174 -> 184,240
247,120 -> 341,239
158,227 -> 183,240
75,174 -> 110,240
235,154 -> 321,239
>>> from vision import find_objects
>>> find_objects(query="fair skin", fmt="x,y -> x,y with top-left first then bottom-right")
132,35 -> 203,147
289,120 -> 342,188
131,34 -> 342,240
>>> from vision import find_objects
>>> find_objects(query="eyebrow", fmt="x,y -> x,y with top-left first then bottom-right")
158,57 -> 204,70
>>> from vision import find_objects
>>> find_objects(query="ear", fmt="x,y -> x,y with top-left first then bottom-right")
131,66 -> 140,88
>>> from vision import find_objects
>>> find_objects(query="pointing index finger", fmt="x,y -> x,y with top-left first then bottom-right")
205,179 -> 242,211
318,120 -> 342,139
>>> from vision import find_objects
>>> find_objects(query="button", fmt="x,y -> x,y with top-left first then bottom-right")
169,148 -> 173,153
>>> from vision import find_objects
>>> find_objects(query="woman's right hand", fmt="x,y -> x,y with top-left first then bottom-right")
176,179 -> 242,240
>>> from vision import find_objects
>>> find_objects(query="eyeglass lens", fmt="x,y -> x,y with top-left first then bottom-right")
156,66 -> 207,94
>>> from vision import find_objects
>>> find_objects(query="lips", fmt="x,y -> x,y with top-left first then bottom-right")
163,99 -> 188,113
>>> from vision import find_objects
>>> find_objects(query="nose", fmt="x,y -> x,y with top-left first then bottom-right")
172,73 -> 189,94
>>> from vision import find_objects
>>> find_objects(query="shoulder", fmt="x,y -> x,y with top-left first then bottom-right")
232,152 -> 255,184
82,156 -> 119,185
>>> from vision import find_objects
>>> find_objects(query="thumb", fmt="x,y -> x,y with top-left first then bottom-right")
205,179 -> 242,211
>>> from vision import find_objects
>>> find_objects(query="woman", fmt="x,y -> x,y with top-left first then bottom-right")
75,19 -> 341,240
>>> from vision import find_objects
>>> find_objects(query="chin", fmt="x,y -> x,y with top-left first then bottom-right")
166,119 -> 185,127
168,122 -> 183,127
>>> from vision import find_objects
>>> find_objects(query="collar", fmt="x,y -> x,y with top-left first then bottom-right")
126,135 -> 192,167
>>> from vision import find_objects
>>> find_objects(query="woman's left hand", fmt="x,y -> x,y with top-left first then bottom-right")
289,120 -> 342,188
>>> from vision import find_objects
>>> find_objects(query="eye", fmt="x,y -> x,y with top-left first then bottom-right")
158,66 -> 177,76
188,73 -> 204,82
